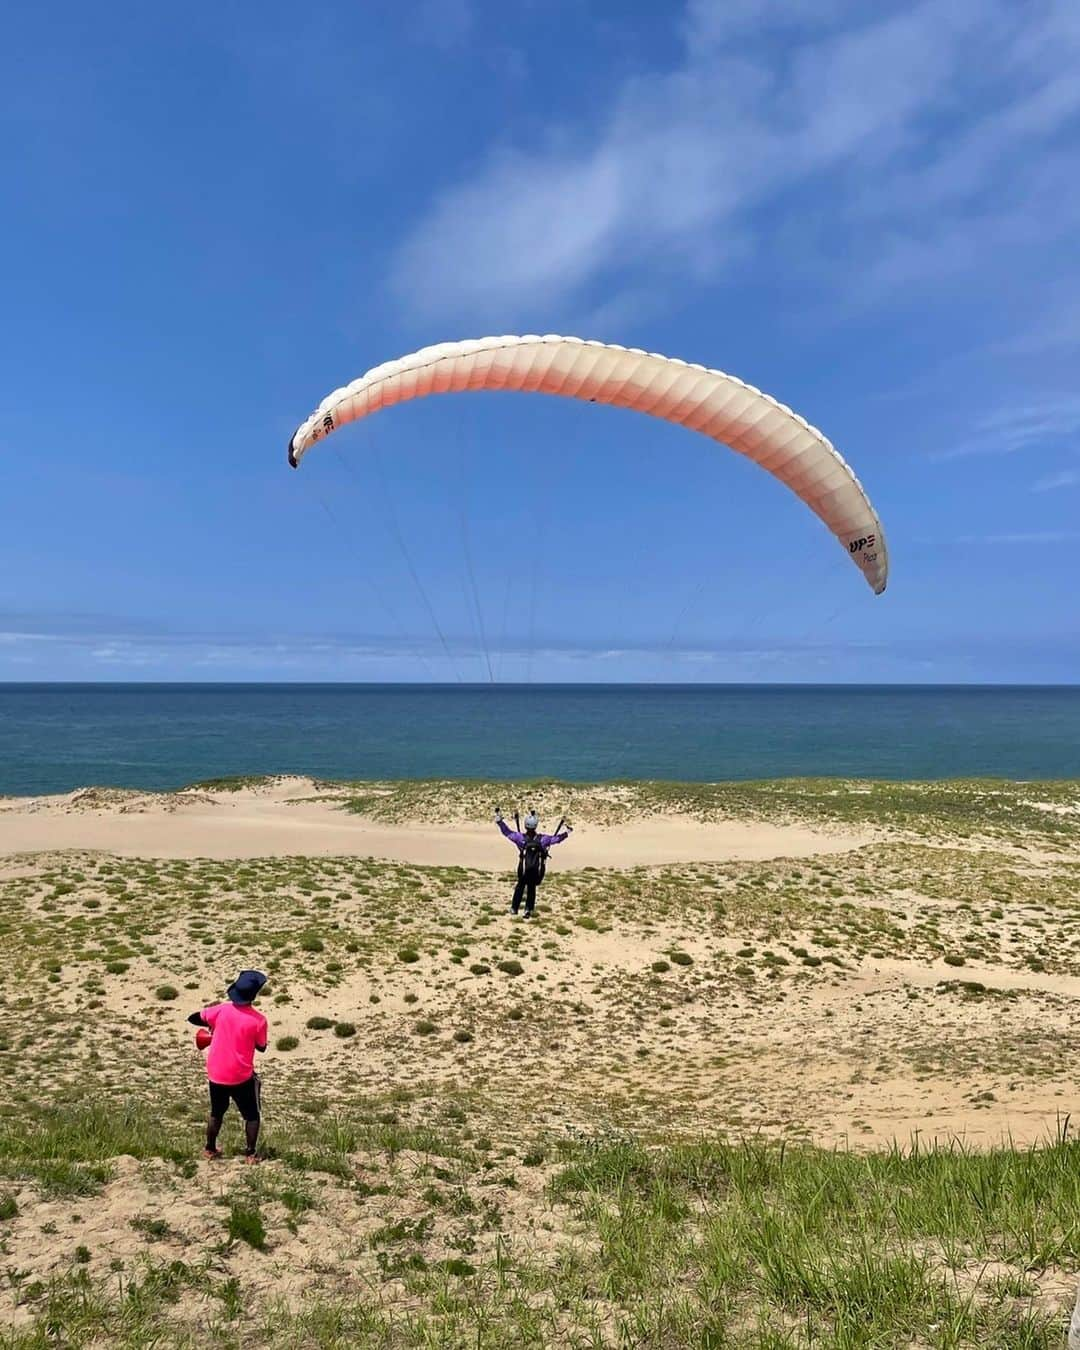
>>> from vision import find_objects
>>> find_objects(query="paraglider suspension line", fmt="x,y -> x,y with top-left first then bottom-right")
340,438 -> 465,684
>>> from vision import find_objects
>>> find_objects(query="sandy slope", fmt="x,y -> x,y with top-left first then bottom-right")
0,778 -> 872,866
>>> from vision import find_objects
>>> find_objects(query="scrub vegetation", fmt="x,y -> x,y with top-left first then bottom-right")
331,776 -> 1080,846
0,776 -> 1078,1344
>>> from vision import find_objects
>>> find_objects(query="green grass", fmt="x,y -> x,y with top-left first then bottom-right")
0,1106 -> 1076,1346
226,1197 -> 267,1250
549,1130 -> 1080,1345
0,1102 -> 187,1196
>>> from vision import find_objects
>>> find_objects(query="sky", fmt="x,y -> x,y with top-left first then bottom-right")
2,0 -> 1078,683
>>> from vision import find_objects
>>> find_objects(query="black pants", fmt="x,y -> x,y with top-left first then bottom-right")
512,870 -> 541,914
209,1075 -> 261,1122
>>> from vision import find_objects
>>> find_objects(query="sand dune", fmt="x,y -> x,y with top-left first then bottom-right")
0,778 -> 873,867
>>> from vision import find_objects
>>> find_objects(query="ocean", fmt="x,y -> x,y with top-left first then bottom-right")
0,684 -> 1077,796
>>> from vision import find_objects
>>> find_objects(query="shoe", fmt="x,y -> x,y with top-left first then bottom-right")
242,1153 -> 262,1165
523,910 -> 533,920
202,1147 -> 222,1161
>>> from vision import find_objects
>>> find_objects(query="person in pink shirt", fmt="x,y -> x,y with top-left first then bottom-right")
188,969 -> 268,1162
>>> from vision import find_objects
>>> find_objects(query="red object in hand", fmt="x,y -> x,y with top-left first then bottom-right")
195,1028 -> 213,1051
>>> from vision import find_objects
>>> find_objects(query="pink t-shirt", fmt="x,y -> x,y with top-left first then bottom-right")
201,1002 -> 268,1085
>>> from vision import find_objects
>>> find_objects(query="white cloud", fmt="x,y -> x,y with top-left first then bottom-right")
959,531 -> 1080,545
0,615 -> 914,679
997,309 -> 1080,355
0,630 -> 65,644
5,617 -> 1076,682
389,0 -> 1080,322
1032,469 -> 1080,492
936,395 -> 1080,459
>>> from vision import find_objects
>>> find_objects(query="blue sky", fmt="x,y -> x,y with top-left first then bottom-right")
3,0 -> 1078,683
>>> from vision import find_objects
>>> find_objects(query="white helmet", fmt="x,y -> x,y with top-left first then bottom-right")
524,812 -> 539,830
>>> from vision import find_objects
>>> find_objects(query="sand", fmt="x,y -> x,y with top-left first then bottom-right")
0,776 -> 873,866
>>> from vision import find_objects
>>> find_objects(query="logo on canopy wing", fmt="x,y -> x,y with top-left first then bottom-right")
308,413 -> 335,445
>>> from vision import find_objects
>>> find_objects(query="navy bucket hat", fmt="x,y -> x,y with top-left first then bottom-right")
226,970 -> 268,1005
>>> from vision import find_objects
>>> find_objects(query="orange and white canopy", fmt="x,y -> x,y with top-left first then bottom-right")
288,335 -> 888,594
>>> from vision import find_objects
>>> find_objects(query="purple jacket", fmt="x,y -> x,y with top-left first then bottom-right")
497,819 -> 570,850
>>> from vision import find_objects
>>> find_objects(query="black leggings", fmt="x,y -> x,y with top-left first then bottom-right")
512,871 -> 541,914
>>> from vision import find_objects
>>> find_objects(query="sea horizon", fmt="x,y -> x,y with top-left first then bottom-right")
3,681 -> 1078,687
2,682 -> 1078,796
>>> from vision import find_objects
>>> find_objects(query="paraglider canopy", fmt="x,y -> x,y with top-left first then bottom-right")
287,334 -> 888,594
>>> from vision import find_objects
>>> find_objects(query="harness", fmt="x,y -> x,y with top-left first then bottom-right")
518,834 -> 549,883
